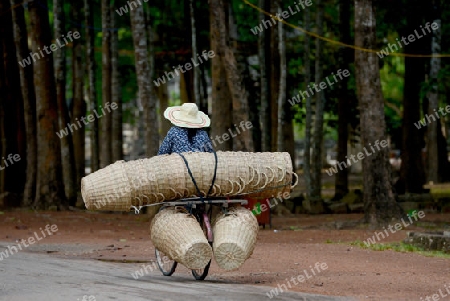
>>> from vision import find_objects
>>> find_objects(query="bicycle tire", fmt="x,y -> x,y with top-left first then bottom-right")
191,258 -> 211,280
155,248 -> 177,276
191,209 -> 212,280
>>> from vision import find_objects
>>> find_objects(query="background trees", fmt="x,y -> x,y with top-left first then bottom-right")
354,0 -> 403,223
0,0 -> 448,225
28,0 -> 66,209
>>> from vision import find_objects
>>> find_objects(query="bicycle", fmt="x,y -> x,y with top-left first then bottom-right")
154,196 -> 248,280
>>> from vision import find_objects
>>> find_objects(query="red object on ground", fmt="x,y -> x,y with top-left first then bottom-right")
243,197 -> 271,228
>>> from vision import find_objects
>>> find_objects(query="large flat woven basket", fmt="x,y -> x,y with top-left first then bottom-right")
81,151 -> 297,211
212,206 -> 259,270
150,207 -> 212,270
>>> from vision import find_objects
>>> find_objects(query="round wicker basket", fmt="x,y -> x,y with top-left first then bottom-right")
150,207 -> 212,270
212,206 -> 259,270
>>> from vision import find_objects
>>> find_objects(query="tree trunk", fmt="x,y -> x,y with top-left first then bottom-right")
145,6 -> 160,139
0,55 -> 4,195
210,0 -> 253,151
259,0 -> 271,152
426,7 -> 440,184
283,98 -> 296,167
156,84 -> 171,136
398,3 -> 427,193
190,0 -> 201,107
274,6 -> 295,162
276,1 -> 285,152
131,107 -> 146,158
334,0 -> 352,200
311,0 -> 325,200
354,0 -> 403,224
269,0 -> 279,152
130,4 -> 159,157
437,120 -> 450,181
143,6 -> 159,219
10,0 -> 37,206
199,63 -> 209,113
303,1 -> 312,199
210,0 -> 232,151
84,0 -> 99,173
54,0 -> 76,206
0,0 -> 26,205
229,4 -> 260,151
28,0 -> 66,209
111,9 -> 122,162
71,0 -> 85,200
241,54 -> 262,153
101,0 -> 112,168
180,73 -> 190,103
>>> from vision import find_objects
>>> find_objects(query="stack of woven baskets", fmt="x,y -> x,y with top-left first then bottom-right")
81,151 -> 296,211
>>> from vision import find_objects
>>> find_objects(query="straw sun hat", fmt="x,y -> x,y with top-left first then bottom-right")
164,103 -> 211,128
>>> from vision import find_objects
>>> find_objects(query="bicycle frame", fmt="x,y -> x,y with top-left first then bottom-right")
161,198 -> 247,241
202,212 -> 213,243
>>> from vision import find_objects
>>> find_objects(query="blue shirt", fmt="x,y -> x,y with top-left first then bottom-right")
157,126 -> 214,155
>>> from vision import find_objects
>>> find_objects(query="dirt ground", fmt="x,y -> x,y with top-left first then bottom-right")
1,209 -> 449,301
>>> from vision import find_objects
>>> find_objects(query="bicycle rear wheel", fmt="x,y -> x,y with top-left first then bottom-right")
155,248 -> 177,276
191,262 -> 211,280
191,208 -> 212,280
191,244 -> 211,280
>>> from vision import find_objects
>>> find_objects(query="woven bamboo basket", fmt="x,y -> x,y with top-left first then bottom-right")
212,206 -> 259,270
150,207 -> 212,270
81,161 -> 133,211
81,152 -> 297,211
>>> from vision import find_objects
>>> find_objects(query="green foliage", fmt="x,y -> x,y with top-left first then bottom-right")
40,0 -> 450,141
380,56 -> 404,134
231,0 -> 259,42
349,240 -> 450,259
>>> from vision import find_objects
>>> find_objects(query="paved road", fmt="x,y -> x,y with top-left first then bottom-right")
0,245 -> 354,301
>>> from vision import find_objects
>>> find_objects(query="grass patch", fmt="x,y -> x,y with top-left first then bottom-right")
289,225 -> 302,231
430,187 -> 450,194
414,221 -> 442,230
349,240 -> 450,259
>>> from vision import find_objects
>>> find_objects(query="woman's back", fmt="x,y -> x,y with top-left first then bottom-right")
157,126 -> 214,155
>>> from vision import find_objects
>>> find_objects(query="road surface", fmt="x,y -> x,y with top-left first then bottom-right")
0,244 -> 354,301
